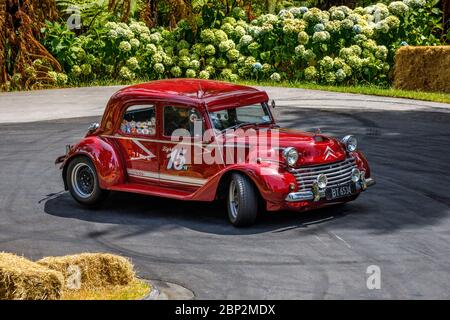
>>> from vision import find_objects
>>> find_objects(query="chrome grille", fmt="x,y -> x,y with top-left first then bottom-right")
290,158 -> 357,191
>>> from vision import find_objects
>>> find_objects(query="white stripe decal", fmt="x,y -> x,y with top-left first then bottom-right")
132,139 -> 156,159
127,169 -> 206,186
102,134 -> 206,146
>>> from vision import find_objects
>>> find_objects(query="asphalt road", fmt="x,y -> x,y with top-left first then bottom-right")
1,87 -> 450,299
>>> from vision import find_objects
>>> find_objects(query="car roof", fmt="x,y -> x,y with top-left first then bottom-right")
109,79 -> 269,111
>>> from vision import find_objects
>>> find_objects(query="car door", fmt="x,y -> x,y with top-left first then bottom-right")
114,104 -> 159,185
159,104 -> 215,192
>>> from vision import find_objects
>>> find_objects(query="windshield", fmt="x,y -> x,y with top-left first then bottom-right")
209,103 -> 272,131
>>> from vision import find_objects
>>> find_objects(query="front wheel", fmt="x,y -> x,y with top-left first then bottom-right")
227,173 -> 258,227
66,157 -> 109,206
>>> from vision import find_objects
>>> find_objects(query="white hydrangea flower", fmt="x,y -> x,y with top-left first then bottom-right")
226,49 -> 240,61
190,59 -> 200,70
126,57 -> 139,70
179,56 -> 190,68
204,44 -> 216,56
270,72 -> 281,81
185,69 -> 196,78
335,68 -> 346,82
403,0 -> 425,8
199,70 -> 210,79
295,44 -> 305,56
239,35 -> 253,46
179,48 -> 190,57
200,29 -> 215,43
312,31 -> 330,43
205,65 -> 215,75
213,29 -> 228,45
170,66 -> 182,77
234,25 -> 246,38
297,31 -> 309,44
146,43 -> 157,54
375,45 -> 388,60
219,69 -> 231,80
119,41 -> 132,52
388,1 -> 409,16
319,56 -> 334,70
154,63 -> 165,74
313,23 -> 325,32
150,33 -> 161,44
108,29 -> 118,39
119,66 -> 135,80
303,49 -> 316,61
140,33 -> 151,43
151,52 -> 163,64
304,66 -> 318,81
221,23 -> 235,36
278,9 -> 294,19
341,18 -> 354,29
71,65 -> 82,76
130,38 -> 140,49
331,10 -> 345,21
221,40 -> 236,52
385,16 -> 400,29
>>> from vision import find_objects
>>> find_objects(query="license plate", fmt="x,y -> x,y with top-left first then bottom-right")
325,183 -> 356,200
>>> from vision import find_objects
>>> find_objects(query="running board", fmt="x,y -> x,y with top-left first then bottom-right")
108,183 -> 194,200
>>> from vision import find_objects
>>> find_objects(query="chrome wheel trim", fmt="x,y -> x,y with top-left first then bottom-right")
229,180 -> 239,220
71,162 -> 95,199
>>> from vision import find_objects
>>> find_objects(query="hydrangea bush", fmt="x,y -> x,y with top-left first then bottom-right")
40,0 -> 439,86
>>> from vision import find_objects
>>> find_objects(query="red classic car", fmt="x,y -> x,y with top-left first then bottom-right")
56,79 -> 375,227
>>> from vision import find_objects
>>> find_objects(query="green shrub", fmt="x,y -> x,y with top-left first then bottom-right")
38,0 -> 442,87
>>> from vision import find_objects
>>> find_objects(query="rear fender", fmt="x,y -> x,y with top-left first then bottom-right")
62,136 -> 126,190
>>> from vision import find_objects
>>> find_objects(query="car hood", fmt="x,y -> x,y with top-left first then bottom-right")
219,127 -> 347,166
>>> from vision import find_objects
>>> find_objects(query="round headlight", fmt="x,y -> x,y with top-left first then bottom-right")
342,135 -> 357,152
282,147 -> 299,167
317,174 -> 328,189
351,168 -> 361,182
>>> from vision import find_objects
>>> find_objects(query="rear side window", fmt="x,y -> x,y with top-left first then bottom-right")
121,105 -> 156,135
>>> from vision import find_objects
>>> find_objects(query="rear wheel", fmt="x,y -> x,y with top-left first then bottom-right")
66,157 -> 108,206
227,173 -> 258,227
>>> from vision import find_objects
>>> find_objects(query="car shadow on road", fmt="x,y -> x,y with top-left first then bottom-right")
43,191 -> 351,236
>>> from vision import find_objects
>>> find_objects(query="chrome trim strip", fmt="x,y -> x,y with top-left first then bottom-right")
127,169 -> 207,186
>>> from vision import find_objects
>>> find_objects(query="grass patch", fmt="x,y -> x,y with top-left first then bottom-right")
5,77 -> 450,104
73,78 -> 450,104
61,278 -> 150,300
238,80 -> 450,104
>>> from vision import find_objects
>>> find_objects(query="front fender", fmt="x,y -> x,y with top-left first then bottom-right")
351,151 -> 371,178
191,162 -> 296,210
62,136 -> 125,189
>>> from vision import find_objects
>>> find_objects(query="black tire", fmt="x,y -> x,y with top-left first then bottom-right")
66,157 -> 109,207
227,173 -> 258,227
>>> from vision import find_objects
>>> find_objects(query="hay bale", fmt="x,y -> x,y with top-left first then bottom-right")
0,252 -> 64,300
37,253 -> 135,290
394,46 -> 450,93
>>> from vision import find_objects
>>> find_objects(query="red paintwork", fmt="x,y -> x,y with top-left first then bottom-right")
59,79 -> 372,212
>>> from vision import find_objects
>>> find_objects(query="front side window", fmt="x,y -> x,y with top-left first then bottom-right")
121,105 -> 156,135
210,103 -> 272,131
164,106 -> 203,137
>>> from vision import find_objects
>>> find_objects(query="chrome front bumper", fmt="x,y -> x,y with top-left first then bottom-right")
285,177 -> 376,202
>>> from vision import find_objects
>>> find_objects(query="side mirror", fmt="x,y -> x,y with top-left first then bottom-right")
87,122 -> 99,133
271,100 -> 276,109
